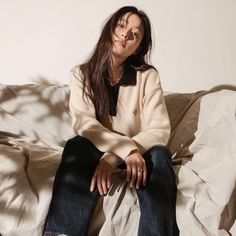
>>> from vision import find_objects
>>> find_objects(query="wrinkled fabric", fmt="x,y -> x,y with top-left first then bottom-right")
176,90 -> 236,236
0,83 -> 236,236
0,133 -> 60,236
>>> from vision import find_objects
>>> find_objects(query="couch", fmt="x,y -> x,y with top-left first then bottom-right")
0,83 -> 235,236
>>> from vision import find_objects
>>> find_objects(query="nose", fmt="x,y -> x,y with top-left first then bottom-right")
121,33 -> 128,40
121,30 -> 131,40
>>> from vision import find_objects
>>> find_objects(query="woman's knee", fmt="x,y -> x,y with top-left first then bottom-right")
61,136 -> 102,166
65,135 -> 93,148
63,136 -> 85,159
145,145 -> 172,168
144,146 -> 176,187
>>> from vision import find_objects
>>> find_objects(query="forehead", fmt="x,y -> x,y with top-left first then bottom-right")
119,12 -> 143,29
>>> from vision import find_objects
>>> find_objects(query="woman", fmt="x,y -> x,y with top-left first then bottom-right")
43,6 -> 179,236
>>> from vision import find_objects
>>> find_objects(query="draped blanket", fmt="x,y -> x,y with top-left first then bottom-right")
0,83 -> 235,236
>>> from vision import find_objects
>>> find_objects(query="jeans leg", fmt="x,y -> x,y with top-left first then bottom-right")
137,146 -> 179,236
43,136 -> 103,236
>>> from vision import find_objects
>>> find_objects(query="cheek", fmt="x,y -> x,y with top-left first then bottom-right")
128,40 -> 142,52
113,28 -> 121,38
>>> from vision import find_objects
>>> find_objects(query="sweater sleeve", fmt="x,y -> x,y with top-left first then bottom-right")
69,67 -> 139,160
131,70 -> 171,154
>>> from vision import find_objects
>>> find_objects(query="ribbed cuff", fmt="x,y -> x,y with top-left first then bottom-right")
100,152 -> 124,168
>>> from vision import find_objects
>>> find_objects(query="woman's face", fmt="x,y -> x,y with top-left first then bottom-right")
112,12 -> 144,61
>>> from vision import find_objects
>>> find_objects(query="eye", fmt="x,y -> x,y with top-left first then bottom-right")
132,32 -> 138,37
119,23 -> 125,28
116,22 -> 125,28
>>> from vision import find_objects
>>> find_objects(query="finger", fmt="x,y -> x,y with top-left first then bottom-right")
90,176 -> 97,192
96,171 -> 104,195
126,164 -> 132,182
142,163 -> 148,187
90,175 -> 97,192
130,165 -> 137,188
90,173 -> 97,192
107,171 -> 112,190
101,171 -> 108,195
136,167 -> 143,189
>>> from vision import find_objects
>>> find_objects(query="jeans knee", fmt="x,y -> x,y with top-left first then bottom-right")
62,136 -> 102,167
62,136 -> 84,163
64,136 -> 88,151
147,146 -> 172,168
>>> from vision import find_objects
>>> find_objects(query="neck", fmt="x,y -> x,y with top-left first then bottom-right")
108,55 -> 125,85
111,53 -> 126,70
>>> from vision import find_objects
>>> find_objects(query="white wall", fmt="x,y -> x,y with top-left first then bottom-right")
1,0 -> 235,92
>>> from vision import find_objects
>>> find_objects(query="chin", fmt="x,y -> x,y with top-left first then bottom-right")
112,49 -> 129,59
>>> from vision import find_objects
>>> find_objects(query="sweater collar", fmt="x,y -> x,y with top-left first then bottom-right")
105,65 -> 137,87
118,65 -> 137,86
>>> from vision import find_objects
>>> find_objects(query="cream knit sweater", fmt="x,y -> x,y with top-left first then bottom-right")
69,65 -> 171,167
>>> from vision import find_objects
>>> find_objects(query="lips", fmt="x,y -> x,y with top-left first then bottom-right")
114,39 -> 126,47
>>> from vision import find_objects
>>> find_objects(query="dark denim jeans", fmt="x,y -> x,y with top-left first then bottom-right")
43,136 -> 179,236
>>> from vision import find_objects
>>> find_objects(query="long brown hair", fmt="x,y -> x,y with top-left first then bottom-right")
80,6 -> 154,123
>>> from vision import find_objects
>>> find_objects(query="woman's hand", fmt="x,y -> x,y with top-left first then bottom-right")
90,160 -> 113,195
125,151 -> 147,189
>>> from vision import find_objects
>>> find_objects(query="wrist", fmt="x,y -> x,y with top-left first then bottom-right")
100,152 -> 123,169
129,149 -> 140,155
125,149 -> 140,160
